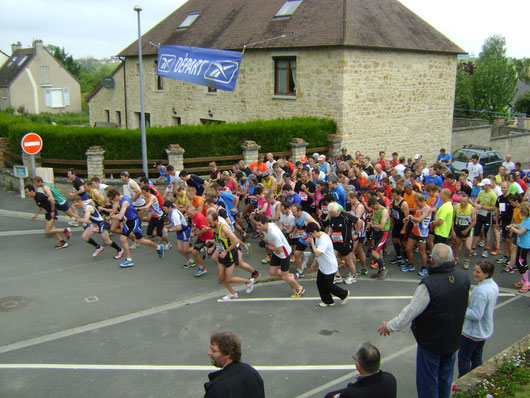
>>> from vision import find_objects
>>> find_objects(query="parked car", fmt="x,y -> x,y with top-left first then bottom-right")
451,145 -> 504,178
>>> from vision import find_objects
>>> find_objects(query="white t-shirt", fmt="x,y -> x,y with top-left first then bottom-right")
466,162 -> 483,182
127,180 -> 145,207
503,161 -> 515,171
492,185 -> 502,197
315,233 -> 338,275
394,164 -> 406,177
280,212 -> 296,233
169,208 -> 187,228
169,173 -> 182,187
269,201 -> 281,225
266,160 -> 275,172
263,223 -> 292,259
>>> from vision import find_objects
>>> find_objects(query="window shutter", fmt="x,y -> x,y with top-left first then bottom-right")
63,88 -> 70,106
45,88 -> 51,107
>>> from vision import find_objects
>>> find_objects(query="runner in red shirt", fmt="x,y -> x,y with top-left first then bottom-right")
187,205 -> 214,277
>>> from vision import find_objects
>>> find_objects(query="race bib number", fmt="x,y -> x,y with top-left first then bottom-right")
300,192 -> 308,201
294,228 -> 308,239
321,205 -> 328,213
478,209 -> 488,217
499,203 -> 506,212
215,242 -> 225,252
391,208 -> 400,220
331,232 -> 343,243
457,217 -> 470,227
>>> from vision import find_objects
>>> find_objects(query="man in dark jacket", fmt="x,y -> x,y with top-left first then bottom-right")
378,243 -> 470,398
204,332 -> 264,398
325,342 -> 396,398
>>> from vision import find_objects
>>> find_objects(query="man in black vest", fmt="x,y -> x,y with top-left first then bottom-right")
325,342 -> 396,398
377,243 -> 470,398
204,332 -> 264,398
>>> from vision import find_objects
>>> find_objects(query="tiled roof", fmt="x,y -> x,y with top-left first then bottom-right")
0,48 -> 35,86
118,0 -> 464,57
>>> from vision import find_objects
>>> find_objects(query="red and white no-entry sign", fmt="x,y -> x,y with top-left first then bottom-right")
21,133 -> 43,155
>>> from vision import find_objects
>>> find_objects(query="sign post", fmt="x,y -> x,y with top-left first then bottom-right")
13,165 -> 28,198
21,132 -> 43,178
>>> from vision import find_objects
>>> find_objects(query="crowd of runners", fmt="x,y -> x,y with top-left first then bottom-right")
25,148 -> 530,301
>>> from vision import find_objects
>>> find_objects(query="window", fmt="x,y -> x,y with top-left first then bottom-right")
136,112 -> 151,128
44,88 -> 70,108
208,87 -> 217,93
155,60 -> 164,90
41,66 -> 50,84
274,0 -> 303,18
172,116 -> 182,126
17,56 -> 28,66
116,111 -> 122,126
177,12 -> 201,29
274,57 -> 296,95
105,110 -> 110,122
200,118 -> 225,125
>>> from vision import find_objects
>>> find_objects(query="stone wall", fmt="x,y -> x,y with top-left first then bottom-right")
491,132 -> 530,165
89,47 -> 457,164
451,125 -> 493,152
88,63 -> 126,127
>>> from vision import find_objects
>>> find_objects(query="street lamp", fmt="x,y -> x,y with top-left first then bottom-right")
134,6 -> 148,176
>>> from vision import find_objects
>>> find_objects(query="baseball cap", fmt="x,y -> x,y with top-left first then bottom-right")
300,155 -> 308,163
367,175 -> 376,182
341,147 -> 347,151
153,160 -> 163,167
313,152 -> 320,159
235,171 -> 244,180
120,171 -> 130,177
479,178 -> 492,186
414,154 -> 422,160
318,154 -> 326,161
248,174 -> 257,180
262,171 -> 270,177
163,200 -> 174,208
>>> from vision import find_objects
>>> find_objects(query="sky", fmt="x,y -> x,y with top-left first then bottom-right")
0,0 -> 528,60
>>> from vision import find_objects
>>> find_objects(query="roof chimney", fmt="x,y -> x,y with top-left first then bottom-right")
33,39 -> 44,50
11,41 -> 22,54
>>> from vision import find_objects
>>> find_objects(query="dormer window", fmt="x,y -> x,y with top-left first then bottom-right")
177,12 -> 201,29
17,56 -> 28,66
274,0 -> 303,18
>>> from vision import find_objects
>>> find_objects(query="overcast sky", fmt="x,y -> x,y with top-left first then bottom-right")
1,0 -> 528,60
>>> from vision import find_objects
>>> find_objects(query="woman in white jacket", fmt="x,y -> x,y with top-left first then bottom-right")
457,260 -> 499,377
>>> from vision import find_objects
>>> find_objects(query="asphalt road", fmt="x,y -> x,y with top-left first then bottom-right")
0,187 -> 528,398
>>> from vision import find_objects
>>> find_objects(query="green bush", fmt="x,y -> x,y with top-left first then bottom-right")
1,112 -> 335,160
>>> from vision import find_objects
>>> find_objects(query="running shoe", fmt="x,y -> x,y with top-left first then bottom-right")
371,269 -> 387,279
245,278 -> 255,294
68,219 -> 79,227
463,259 -> 470,270
294,270 -> 304,279
484,246 -> 492,251
318,302 -> 335,307
130,241 -> 140,250
222,292 -> 238,300
333,275 -> 344,284
355,268 -> 368,277
120,259 -> 134,268
251,270 -> 260,281
401,265 -> 415,272
418,269 -> 428,277
164,242 -> 173,251
114,249 -> 124,260
482,251 -> 489,258
55,240 -> 68,249
496,257 -> 509,264
244,243 -> 251,255
261,256 -> 270,264
390,256 -> 403,265
341,290 -> 350,305
471,249 -> 477,256
290,257 -> 295,263
183,259 -> 196,269
290,286 -> 305,298
157,245 -> 164,258
339,260 -> 347,268
344,275 -> 357,285
194,267 -> 207,277
501,267 -> 514,274
519,285 -> 529,293
92,246 -> 105,257
251,231 -> 261,239
64,227 -> 71,241
370,260 -> 378,269
514,281 -> 524,288
478,240 -> 485,248
489,247 -> 500,256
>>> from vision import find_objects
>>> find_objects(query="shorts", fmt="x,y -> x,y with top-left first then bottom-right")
284,232 -> 298,246
193,239 -> 207,252
218,247 -> 239,267
454,227 -> 471,239
373,231 -> 389,253
44,210 -> 57,221
473,213 -> 492,237
56,201 -> 70,212
433,234 -> 449,245
123,218 -> 143,239
270,253 -> 291,272
392,221 -> 404,239
333,242 -> 353,257
147,216 -> 164,237
411,233 -> 427,244
295,239 -> 310,252
176,227 -> 191,242
501,222 -> 511,239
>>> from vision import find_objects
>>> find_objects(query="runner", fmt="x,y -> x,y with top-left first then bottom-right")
290,204 -> 319,278
389,187 -> 409,266
71,195 -> 123,258
452,193 -> 476,269
294,169 -> 316,214
33,176 -> 78,224
366,197 -> 390,279
472,179 -> 498,258
186,204 -> 214,277
25,184 -> 70,248
120,171 -> 146,209
254,215 -> 305,298
205,213 -> 255,300
179,170 -> 205,196
107,189 -> 164,268
138,185 -> 171,249
495,183 -> 514,267
306,222 -> 349,306
346,191 -> 368,277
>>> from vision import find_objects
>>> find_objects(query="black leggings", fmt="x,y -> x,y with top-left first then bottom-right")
473,214 -> 492,237
515,246 -> 529,274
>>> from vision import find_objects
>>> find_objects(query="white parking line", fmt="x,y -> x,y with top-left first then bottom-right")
0,363 -> 356,371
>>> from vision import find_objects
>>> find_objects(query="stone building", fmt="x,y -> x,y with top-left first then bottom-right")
0,40 -> 81,114
87,0 -> 464,161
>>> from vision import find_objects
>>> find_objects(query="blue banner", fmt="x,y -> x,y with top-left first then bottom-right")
157,45 -> 243,92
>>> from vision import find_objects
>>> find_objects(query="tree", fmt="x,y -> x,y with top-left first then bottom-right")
513,58 -> 530,85
454,63 -> 475,117
471,35 -> 518,119
45,45 -> 81,78
513,91 -> 530,116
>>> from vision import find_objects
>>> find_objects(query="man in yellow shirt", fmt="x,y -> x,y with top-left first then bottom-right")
472,179 -> 498,258
432,189 -> 454,245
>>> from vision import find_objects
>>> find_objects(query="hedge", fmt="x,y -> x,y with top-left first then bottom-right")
0,113 -> 336,160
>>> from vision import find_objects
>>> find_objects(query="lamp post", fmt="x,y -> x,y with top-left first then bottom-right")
134,6 -> 148,176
